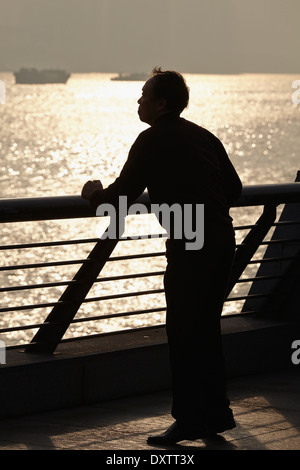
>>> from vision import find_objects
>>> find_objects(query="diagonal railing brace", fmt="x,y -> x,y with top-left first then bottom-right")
25,227 -> 120,354
226,204 -> 277,296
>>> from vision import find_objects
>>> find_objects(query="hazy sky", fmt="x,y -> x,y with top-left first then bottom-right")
1,0 -> 299,73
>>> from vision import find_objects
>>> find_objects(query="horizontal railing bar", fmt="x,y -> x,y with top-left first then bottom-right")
0,259 -> 87,271
221,310 -> 267,317
0,233 -> 167,251
272,220 -> 300,226
82,288 -> 165,304
0,242 -> 296,273
0,306 -> 254,335
3,302 -> 256,336
0,270 -> 165,293
6,285 -> 272,334
4,308 -> 258,339
234,224 -> 260,231
247,256 -> 294,264
236,239 -> 300,248
1,248 -> 296,273
0,308 -> 167,334
0,287 -> 274,315
119,233 -> 167,241
234,220 -> 300,231
0,238 -> 100,250
259,238 -> 300,245
5,324 -> 168,350
0,290 -> 262,316
225,293 -> 267,302
233,240 -> 298,252
0,301 -> 60,314
236,275 -> 282,283
1,183 -> 300,223
108,251 -> 165,262
0,280 -> 74,293
0,286 -> 272,331
0,320 -> 161,342
94,270 -> 165,283
0,271 -> 280,296
0,322 -> 50,333
0,241 -> 297,273
0,224 -> 298,251
0,251 -> 165,272
0,289 -> 165,314
5,312 -> 251,350
0,229 -> 297,255
236,182 -> 300,206
71,307 -> 166,323
0,305 -> 277,344
6,342 -> 38,351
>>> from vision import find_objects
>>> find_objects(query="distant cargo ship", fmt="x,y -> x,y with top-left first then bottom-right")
111,72 -> 148,81
14,68 -> 70,84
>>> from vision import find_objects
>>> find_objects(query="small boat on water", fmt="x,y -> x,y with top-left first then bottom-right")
14,68 -> 70,84
111,72 -> 148,81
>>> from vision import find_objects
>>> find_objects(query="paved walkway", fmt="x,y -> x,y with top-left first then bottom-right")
0,367 -> 299,452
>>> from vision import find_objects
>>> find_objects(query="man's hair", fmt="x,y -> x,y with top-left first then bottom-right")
150,67 -> 189,115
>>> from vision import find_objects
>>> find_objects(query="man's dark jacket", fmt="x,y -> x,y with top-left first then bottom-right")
90,113 -> 242,251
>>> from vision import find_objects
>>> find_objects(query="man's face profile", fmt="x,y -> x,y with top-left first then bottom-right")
137,78 -> 166,126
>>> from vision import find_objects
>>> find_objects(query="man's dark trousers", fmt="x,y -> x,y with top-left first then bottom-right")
164,231 -> 236,430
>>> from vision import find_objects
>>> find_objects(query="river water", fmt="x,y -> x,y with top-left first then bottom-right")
0,72 -> 300,345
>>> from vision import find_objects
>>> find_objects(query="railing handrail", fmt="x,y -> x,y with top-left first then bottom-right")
1,179 -> 300,353
1,182 -> 300,223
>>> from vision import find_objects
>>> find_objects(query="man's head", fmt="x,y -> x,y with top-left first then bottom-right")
137,67 -> 189,126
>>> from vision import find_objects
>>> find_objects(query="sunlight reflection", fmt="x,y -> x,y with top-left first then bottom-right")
1,72 -> 300,344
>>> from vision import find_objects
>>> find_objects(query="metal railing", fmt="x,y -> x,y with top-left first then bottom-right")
1,178 -> 300,353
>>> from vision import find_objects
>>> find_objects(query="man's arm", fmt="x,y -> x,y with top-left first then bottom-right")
81,130 -> 154,212
208,132 -> 243,206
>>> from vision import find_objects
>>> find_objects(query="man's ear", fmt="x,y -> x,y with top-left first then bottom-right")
157,97 -> 167,111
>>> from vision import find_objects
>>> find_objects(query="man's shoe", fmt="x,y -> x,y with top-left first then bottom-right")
147,421 -> 217,445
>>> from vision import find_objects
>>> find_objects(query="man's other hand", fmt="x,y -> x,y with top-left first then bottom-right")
81,180 -> 103,201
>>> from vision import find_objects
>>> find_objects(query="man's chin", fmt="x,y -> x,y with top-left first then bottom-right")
137,110 -> 151,125
138,111 -> 145,123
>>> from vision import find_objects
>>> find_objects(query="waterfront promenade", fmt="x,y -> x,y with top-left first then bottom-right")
1,182 -> 300,454
0,367 -> 299,451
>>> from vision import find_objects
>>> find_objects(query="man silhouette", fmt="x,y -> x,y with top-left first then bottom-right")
82,67 -> 242,444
